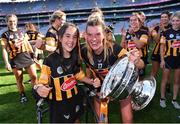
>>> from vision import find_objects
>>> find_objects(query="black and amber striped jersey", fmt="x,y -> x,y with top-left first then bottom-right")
45,26 -> 58,48
152,24 -> 172,55
81,43 -> 127,82
160,28 -> 180,57
141,25 -> 149,33
1,29 -> 33,59
125,28 -> 148,59
26,30 -> 43,41
38,52 -> 85,101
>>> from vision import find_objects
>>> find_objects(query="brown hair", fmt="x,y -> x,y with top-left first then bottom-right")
50,10 -> 66,24
57,22 -> 81,71
25,23 -> 37,32
161,11 -> 172,19
5,14 -> 18,23
88,7 -> 104,22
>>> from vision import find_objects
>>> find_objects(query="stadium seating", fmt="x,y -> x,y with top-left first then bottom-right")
0,0 -> 179,34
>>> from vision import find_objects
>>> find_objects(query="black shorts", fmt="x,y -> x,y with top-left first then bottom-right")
164,56 -> 180,69
151,54 -> 161,62
10,52 -> 34,69
49,93 -> 84,123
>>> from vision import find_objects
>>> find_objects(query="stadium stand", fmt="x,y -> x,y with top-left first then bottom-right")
0,0 -> 179,34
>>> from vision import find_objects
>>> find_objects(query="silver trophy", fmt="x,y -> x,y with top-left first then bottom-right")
100,56 -> 156,110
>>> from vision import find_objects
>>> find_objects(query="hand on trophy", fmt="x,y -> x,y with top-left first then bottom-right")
128,49 -> 141,64
93,78 -> 101,88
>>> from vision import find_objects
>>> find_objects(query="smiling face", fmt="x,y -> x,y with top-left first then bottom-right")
160,14 -> 170,25
61,26 -> 78,56
7,15 -> 18,31
171,16 -> 180,30
86,25 -> 104,54
130,15 -> 141,29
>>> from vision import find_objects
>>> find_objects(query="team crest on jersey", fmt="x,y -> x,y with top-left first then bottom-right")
169,34 -> 174,38
126,34 -> 130,39
57,66 -> 63,75
61,77 -> 77,91
98,63 -> 103,69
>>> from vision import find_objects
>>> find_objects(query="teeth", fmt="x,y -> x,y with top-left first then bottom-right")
91,41 -> 97,45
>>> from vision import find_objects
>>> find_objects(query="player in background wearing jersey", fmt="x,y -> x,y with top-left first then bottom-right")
1,14 -> 37,103
159,12 -> 180,109
25,22 -> 44,70
150,11 -> 172,94
35,10 -> 66,53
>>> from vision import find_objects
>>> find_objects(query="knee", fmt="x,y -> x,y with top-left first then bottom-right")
16,75 -> 23,82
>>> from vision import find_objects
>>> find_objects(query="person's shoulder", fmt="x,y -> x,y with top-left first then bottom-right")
47,27 -> 57,34
163,28 -> 172,34
139,28 -> 148,35
1,30 -> 10,39
142,25 -> 149,32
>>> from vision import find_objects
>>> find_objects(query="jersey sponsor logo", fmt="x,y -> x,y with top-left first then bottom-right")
61,77 -> 77,91
128,42 -> 136,49
10,34 -> 14,39
13,32 -> 24,48
171,41 -> 180,48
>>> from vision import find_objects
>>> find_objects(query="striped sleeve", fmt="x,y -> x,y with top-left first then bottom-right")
160,35 -> 166,44
38,64 -> 51,85
1,33 -> 8,46
45,30 -> 56,47
75,69 -> 85,81
139,34 -> 148,44
118,48 -> 127,58
1,38 -> 7,46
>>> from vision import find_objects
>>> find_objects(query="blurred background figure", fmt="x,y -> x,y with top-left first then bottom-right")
159,11 -> 180,109
25,22 -> 44,70
35,10 -> 66,53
